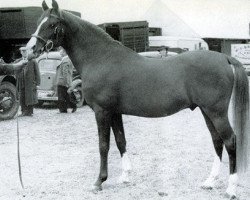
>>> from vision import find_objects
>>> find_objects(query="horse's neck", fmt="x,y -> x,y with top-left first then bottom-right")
62,14 -> 121,73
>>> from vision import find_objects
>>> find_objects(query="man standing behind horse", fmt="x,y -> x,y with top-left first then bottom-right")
158,46 -> 169,57
55,47 -> 77,113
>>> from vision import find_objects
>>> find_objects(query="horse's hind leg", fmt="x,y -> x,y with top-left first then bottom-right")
203,109 -> 237,198
111,113 -> 132,183
201,110 -> 223,189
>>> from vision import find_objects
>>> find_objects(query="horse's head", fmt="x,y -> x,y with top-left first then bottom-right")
26,0 -> 65,56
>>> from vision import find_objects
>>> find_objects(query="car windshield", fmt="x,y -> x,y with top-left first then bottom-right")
38,59 -> 61,72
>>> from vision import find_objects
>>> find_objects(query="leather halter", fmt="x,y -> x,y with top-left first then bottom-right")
31,34 -> 54,52
32,13 -> 64,52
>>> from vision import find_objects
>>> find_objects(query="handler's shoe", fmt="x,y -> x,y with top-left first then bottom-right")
59,111 -> 67,113
19,113 -> 33,117
72,107 -> 77,113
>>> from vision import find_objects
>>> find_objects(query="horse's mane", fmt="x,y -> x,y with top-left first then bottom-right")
61,10 -> 122,46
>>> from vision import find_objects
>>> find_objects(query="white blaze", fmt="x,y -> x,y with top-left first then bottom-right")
26,17 -> 48,48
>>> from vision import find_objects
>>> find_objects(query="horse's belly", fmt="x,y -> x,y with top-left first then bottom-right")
119,92 -> 190,118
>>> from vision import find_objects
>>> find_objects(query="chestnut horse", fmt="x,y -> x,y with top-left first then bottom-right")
26,0 -> 249,198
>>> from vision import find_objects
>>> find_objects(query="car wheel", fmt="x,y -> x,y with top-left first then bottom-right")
37,100 -> 44,107
0,82 -> 19,120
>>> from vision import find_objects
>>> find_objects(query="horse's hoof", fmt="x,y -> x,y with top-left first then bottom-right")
201,180 -> 214,190
91,185 -> 102,194
225,186 -> 237,199
117,175 -> 130,184
201,185 -> 213,190
158,191 -> 168,197
225,190 -> 237,200
225,193 -> 237,200
117,171 -> 130,184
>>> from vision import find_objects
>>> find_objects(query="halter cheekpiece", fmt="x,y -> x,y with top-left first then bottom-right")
32,12 -> 64,52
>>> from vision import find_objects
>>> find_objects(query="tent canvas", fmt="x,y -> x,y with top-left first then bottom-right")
141,0 -> 200,38
141,0 -> 250,39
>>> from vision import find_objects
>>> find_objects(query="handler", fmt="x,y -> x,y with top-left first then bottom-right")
17,47 -> 40,117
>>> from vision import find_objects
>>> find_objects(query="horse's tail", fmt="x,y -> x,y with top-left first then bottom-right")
227,55 -> 250,173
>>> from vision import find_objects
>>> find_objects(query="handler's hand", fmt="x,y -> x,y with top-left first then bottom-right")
67,88 -> 73,94
13,60 -> 28,73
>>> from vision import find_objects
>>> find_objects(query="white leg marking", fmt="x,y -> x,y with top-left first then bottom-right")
226,173 -> 238,198
202,155 -> 221,189
118,152 -> 132,183
26,17 -> 48,48
122,152 -> 132,171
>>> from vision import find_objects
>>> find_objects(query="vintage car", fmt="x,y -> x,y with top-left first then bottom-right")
0,74 -> 19,120
36,52 -> 84,107
138,51 -> 178,58
0,58 -> 19,120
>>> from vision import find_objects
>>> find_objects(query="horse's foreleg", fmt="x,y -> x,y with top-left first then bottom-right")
201,110 -> 223,189
111,114 -> 131,183
93,109 -> 111,192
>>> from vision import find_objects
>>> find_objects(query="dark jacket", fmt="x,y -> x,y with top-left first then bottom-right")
17,59 -> 41,105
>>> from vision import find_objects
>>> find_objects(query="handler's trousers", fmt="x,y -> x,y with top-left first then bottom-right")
20,88 -> 33,116
57,85 -> 76,113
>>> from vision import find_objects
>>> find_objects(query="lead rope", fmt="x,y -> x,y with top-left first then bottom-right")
16,70 -> 24,189
17,109 -> 24,189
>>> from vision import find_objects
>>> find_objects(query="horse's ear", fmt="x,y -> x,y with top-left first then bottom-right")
51,0 -> 63,18
52,0 -> 59,10
42,0 -> 49,11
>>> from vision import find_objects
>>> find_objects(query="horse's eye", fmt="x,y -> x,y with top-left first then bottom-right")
51,24 -> 55,28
